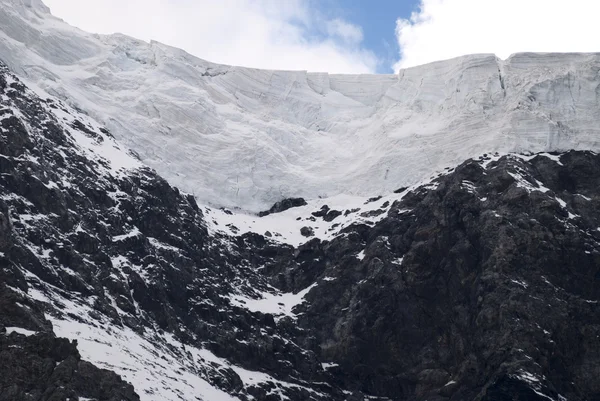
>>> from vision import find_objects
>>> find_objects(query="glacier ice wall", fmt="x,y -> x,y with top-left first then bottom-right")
1,0 -> 600,211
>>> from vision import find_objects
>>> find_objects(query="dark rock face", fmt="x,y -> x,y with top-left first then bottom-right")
258,197 -> 307,216
0,331 -> 139,401
0,251 -> 139,401
288,152 -> 600,400
1,62 -> 600,401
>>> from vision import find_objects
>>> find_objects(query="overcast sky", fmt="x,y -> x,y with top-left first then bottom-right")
43,0 -> 600,74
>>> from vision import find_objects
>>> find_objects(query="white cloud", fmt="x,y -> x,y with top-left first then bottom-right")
42,0 -> 378,74
394,0 -> 600,71
326,18 -> 364,44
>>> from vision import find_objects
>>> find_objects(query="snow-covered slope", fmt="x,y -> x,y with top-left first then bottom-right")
2,0 -> 600,212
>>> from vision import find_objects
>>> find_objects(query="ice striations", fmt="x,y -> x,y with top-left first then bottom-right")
2,0 -> 600,211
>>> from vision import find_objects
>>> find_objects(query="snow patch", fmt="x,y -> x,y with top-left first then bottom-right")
511,279 -> 529,289
229,283 -> 317,319
112,227 -> 141,242
5,327 -> 37,336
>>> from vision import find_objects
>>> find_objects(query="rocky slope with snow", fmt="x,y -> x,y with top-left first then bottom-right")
2,0 -> 600,211
0,64 -> 339,401
1,63 -> 600,401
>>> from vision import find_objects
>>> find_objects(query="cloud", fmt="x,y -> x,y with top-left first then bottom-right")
326,18 -> 364,45
394,0 -> 600,71
42,0 -> 378,74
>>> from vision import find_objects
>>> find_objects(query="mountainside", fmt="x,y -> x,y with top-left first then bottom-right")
1,1 -> 600,401
2,0 -> 600,211
1,63 -> 600,401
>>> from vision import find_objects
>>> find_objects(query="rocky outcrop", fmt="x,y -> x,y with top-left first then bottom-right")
0,255 -> 139,401
259,197 -> 308,217
0,330 -> 139,401
311,205 -> 343,222
300,226 -> 315,237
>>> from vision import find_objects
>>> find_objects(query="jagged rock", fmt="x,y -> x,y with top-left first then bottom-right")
0,203 -> 11,250
259,197 -> 308,217
312,205 -> 330,218
0,332 -> 139,401
311,205 -> 342,222
344,208 -> 360,216
365,195 -> 382,204
360,208 -> 386,218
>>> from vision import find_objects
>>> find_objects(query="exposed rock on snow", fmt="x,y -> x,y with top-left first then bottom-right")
300,226 -> 315,237
258,197 -> 308,217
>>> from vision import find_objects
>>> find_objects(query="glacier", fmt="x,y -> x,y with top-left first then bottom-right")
2,0 -> 600,212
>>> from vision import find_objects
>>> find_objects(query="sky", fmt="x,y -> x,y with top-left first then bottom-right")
314,0 -> 419,72
42,0 -> 600,74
